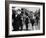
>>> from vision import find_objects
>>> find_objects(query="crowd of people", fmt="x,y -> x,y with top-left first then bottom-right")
12,7 -> 40,31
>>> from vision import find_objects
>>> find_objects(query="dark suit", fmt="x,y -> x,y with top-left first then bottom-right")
17,14 -> 23,30
25,18 -> 29,30
36,16 -> 39,25
12,10 -> 19,31
12,10 -> 22,31
30,19 -> 35,26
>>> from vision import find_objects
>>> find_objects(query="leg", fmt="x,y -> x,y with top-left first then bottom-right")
26,24 -> 28,30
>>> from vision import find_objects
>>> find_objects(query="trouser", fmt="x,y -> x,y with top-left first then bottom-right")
12,23 -> 19,31
26,24 -> 28,30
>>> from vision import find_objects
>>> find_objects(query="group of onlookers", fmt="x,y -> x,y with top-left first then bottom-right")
12,8 -> 40,31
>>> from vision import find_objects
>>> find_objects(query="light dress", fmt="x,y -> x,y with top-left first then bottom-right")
28,23 -> 32,30
33,23 -> 38,30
